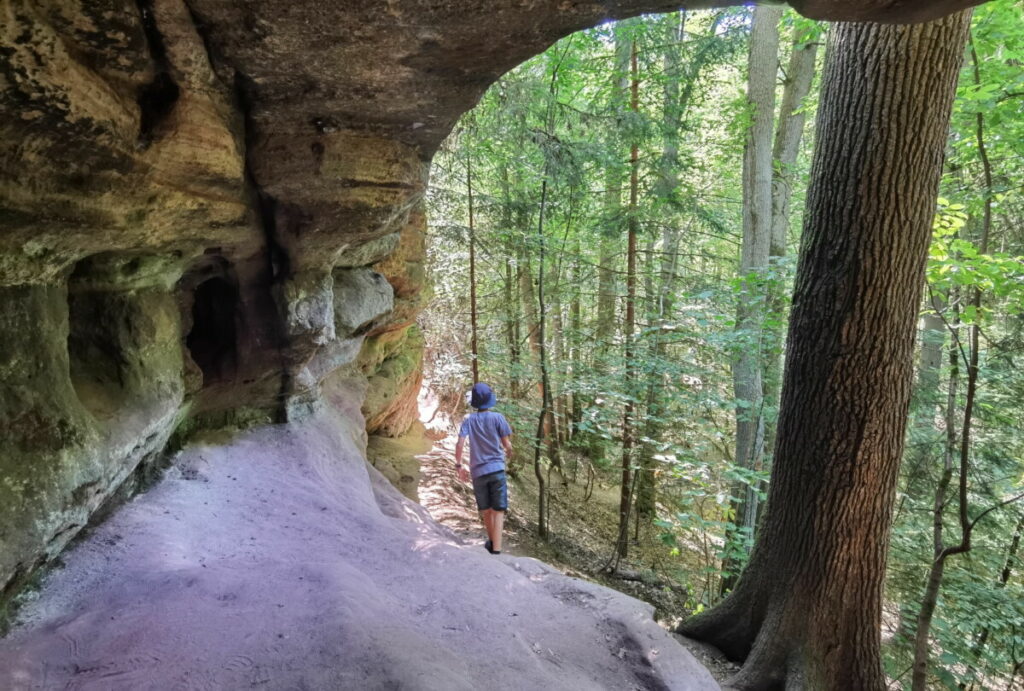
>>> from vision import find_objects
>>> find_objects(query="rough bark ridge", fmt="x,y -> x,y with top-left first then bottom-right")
679,12 -> 972,690
0,0 -> 984,621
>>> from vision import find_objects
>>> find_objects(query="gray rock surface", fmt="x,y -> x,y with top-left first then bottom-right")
0,377 -> 720,690
334,268 -> 395,337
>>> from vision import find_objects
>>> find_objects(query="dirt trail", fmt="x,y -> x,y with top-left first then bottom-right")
416,390 -> 739,684
414,385 -> 539,558
0,377 -> 718,690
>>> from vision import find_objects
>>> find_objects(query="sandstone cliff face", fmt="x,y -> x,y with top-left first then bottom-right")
0,0 -> 983,607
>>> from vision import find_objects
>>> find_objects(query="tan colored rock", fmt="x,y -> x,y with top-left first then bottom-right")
363,326 -> 426,438
0,0 -> 253,286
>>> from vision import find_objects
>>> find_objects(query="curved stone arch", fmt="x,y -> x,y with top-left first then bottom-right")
0,0 -> 987,617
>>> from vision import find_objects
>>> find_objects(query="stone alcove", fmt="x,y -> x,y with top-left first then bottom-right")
65,253 -> 184,422
186,275 -> 241,386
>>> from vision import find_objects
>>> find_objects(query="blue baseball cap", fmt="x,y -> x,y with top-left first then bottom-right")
470,382 -> 497,409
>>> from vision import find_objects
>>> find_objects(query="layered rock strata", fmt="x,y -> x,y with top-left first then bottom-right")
0,0 -> 984,608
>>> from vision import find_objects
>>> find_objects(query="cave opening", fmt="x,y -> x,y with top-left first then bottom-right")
186,277 -> 240,386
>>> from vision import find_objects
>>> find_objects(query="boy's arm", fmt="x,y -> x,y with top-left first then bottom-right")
455,436 -> 469,482
499,414 -> 514,457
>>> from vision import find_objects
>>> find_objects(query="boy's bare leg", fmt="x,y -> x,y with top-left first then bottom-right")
492,510 -> 505,552
479,509 -> 494,544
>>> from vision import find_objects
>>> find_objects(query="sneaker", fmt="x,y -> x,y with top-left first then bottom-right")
484,539 -> 494,553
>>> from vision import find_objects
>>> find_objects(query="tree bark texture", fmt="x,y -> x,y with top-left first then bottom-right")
679,12 -> 971,690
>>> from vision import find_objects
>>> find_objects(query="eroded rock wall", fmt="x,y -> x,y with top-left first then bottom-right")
0,0 -> 985,606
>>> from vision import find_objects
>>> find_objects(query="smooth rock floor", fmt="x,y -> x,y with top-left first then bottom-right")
0,380 -> 718,691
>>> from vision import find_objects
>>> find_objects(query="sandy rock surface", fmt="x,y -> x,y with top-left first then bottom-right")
0,379 -> 717,690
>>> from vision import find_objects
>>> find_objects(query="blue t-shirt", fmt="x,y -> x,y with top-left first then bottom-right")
458,411 -> 513,479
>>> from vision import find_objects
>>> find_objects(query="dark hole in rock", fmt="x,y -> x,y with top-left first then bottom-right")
186,277 -> 239,385
136,72 -> 180,148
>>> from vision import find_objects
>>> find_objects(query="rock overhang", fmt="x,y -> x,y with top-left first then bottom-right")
0,0 -> 989,619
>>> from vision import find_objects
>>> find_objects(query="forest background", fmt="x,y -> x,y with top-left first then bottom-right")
423,3 -> 1024,688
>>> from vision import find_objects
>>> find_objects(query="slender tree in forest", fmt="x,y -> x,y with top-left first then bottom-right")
498,163 -> 522,399
635,11 -> 686,532
761,22 -> 818,448
616,36 -> 641,560
721,4 -> 781,592
596,26 -> 631,357
911,295 -> 963,690
467,155 -> 480,383
534,178 -> 551,539
903,289 -> 948,510
569,238 -> 583,441
679,12 -> 972,689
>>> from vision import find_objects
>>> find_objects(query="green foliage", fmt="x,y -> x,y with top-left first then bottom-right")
884,5 -> 1024,687
928,200 -> 1024,323
426,4 -> 1023,685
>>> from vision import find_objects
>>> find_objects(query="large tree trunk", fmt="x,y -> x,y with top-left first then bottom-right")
722,4 -> 781,592
679,12 -> 971,689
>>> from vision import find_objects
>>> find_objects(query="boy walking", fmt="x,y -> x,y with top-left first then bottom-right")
455,383 -> 513,555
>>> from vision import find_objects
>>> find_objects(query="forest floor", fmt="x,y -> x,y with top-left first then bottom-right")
415,385 -> 739,683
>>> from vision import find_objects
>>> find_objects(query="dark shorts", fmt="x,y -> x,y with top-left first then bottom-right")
472,470 -> 508,512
